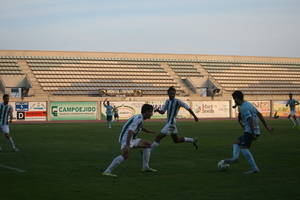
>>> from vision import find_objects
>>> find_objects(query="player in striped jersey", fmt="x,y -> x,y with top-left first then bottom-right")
150,86 -> 199,152
0,94 -> 19,152
102,104 -> 156,177
286,93 -> 300,127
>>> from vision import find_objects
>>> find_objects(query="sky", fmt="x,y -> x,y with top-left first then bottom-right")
0,0 -> 299,57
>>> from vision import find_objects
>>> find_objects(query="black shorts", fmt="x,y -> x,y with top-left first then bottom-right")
114,114 -> 119,118
237,133 -> 258,148
107,115 -> 112,121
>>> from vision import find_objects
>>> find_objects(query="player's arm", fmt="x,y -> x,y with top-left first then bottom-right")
142,127 -> 156,134
295,101 -> 299,106
154,109 -> 165,115
238,112 -> 244,128
9,107 -> 13,123
257,111 -> 273,132
187,108 -> 198,122
154,102 -> 167,115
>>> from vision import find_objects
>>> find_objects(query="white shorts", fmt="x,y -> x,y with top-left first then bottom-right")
0,125 -> 9,134
161,123 -> 178,135
120,138 -> 142,150
290,111 -> 296,116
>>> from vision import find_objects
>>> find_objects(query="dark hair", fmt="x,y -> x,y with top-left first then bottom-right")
289,93 -> 293,96
167,86 -> 176,93
3,94 -> 9,99
141,104 -> 153,113
232,91 -> 244,101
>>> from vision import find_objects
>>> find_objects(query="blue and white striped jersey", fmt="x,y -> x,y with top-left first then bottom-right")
118,114 -> 144,143
239,101 -> 260,135
0,103 -> 13,125
160,98 -> 190,125
286,99 -> 299,112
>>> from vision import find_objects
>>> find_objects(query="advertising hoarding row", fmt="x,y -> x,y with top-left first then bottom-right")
7,100 -> 300,121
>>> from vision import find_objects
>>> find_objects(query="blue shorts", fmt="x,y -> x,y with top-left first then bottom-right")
237,133 -> 258,148
107,115 -> 112,121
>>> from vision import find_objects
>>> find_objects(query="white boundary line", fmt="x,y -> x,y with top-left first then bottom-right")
0,164 -> 26,173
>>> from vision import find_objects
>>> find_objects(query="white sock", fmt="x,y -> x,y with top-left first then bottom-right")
289,117 -> 296,126
232,144 -> 240,160
9,137 -> 16,149
184,137 -> 194,143
108,121 -> 112,128
150,141 -> 159,151
104,155 -> 124,173
143,148 -> 151,169
241,149 -> 259,171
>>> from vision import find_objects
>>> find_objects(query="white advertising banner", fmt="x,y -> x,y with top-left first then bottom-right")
101,101 -> 145,120
231,100 -> 271,118
192,101 -> 230,118
11,102 -> 47,121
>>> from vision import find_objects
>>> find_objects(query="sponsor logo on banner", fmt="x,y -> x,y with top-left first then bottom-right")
12,102 -> 47,121
50,102 -> 97,120
15,102 -> 29,111
101,102 -> 145,120
232,101 -> 271,118
192,101 -> 230,118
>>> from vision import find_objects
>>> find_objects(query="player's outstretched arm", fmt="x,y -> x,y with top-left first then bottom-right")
188,108 -> 198,122
257,112 -> 273,132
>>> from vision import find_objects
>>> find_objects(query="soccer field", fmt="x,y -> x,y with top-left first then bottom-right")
0,119 -> 300,200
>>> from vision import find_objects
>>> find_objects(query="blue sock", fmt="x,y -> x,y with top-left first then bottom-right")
241,149 -> 259,171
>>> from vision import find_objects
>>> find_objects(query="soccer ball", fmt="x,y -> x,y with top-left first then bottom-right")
217,160 -> 230,171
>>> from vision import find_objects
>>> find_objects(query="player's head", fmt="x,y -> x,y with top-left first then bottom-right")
289,93 -> 293,99
107,101 -> 110,105
141,104 -> 153,119
3,94 -> 9,104
167,86 -> 176,99
232,91 -> 244,105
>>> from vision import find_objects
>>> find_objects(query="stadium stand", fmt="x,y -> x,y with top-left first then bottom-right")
1,50 -> 300,99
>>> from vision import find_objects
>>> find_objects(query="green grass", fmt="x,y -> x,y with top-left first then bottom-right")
0,119 -> 300,200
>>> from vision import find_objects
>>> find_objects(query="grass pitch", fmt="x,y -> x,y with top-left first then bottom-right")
0,119 -> 300,200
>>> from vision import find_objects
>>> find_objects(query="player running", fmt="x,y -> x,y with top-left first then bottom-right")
286,93 -> 300,127
150,86 -> 199,152
102,104 -> 157,177
0,94 -> 19,152
103,99 -> 113,128
222,91 -> 273,174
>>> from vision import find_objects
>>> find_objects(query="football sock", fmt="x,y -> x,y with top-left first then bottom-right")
8,137 -> 16,149
142,148 -> 151,169
104,155 -> 124,173
232,144 -> 240,160
108,121 -> 112,128
241,149 -> 259,171
184,137 -> 194,143
289,117 -> 296,126
150,141 -> 159,151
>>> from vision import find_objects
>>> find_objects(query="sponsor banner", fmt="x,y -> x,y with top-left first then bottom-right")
11,102 -> 47,121
272,100 -> 300,117
192,101 -> 230,118
50,102 -> 97,120
232,101 -> 271,118
147,100 -> 191,119
101,101 -> 145,120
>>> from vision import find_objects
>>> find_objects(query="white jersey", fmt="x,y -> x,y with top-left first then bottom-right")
0,103 -> 13,125
118,114 -> 144,144
239,101 -> 260,135
160,98 -> 190,125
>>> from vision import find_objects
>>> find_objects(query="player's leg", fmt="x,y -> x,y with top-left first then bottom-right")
240,134 -> 259,174
224,140 -> 241,164
102,144 -> 131,176
170,126 -> 198,149
293,115 -> 300,126
136,139 -> 157,172
2,126 -> 18,152
150,133 -> 166,151
288,114 -> 296,127
107,116 -> 112,128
